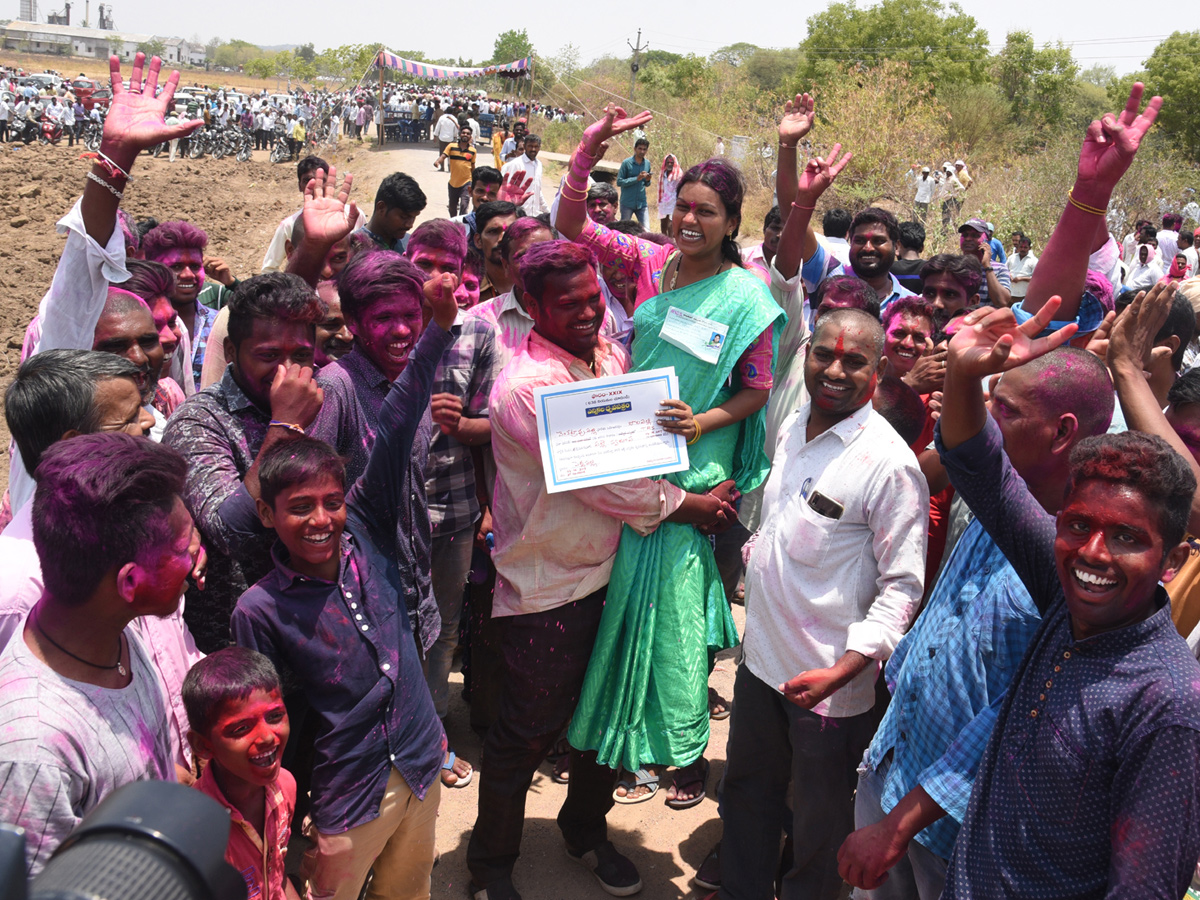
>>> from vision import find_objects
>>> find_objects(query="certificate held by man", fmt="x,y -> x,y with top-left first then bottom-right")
534,366 -> 690,493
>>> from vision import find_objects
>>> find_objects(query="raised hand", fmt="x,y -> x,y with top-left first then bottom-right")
581,103 -> 654,156
422,272 -> 460,332
498,170 -> 533,206
1075,82 -> 1162,199
1108,280 -> 1176,372
947,296 -> 1077,380
102,53 -> 201,170
795,142 -> 853,204
779,92 -> 815,147
298,166 -> 358,250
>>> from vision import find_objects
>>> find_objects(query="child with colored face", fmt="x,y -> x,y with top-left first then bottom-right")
184,648 -> 299,900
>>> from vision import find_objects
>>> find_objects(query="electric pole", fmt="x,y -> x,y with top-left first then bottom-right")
628,29 -> 647,102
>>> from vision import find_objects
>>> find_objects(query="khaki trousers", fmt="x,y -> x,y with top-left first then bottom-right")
304,767 -> 441,900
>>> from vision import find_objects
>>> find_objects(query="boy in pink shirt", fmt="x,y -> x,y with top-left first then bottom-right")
184,647 -> 299,900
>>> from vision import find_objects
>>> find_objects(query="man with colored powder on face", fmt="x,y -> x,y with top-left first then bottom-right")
835,96 -> 1165,900
0,434 -> 200,876
914,297 -> 1200,900
719,308 -> 928,900
165,215 -> 372,650
501,133 -> 548,216
407,219 -> 498,790
450,166 -> 504,238
467,239 -> 739,900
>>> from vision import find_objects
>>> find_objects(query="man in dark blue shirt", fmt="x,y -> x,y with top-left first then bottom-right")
933,296 -> 1200,900
232,274 -> 458,900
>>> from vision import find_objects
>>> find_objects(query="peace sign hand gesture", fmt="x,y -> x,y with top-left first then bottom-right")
1075,82 -> 1162,201
795,143 -> 853,205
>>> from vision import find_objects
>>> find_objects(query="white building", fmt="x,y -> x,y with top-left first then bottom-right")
1,20 -> 200,65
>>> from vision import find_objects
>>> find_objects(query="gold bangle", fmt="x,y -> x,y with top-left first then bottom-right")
1068,190 -> 1106,216
561,183 -> 588,201
687,419 -> 703,445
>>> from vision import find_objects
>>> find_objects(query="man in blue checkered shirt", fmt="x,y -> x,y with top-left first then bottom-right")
836,346 -> 1115,899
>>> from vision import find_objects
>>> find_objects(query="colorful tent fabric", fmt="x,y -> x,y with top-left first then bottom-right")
375,50 -> 532,80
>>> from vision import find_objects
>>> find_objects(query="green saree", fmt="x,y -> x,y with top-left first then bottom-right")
568,264 -> 784,771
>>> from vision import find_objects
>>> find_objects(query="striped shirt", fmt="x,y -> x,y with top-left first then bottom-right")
0,622 -> 175,876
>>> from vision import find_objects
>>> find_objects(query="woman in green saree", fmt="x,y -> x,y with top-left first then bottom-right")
555,105 -> 785,807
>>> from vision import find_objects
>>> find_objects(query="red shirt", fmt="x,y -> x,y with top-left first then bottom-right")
194,764 -> 296,900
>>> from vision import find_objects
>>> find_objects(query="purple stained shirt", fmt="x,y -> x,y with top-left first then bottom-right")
937,416 -> 1200,900
162,364 -> 371,652
231,324 -> 452,834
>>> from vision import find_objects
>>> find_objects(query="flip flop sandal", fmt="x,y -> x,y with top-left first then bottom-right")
612,767 -> 659,804
547,736 -> 572,762
551,753 -> 571,784
442,750 -> 473,788
709,688 -> 732,721
666,759 -> 709,810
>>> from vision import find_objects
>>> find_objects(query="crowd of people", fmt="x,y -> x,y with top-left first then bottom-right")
3,52 -> 1200,900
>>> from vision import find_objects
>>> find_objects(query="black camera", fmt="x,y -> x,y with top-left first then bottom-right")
2,781 -> 246,900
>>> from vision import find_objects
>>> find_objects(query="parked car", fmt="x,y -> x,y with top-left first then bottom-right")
80,88 -> 112,112
24,73 -> 61,92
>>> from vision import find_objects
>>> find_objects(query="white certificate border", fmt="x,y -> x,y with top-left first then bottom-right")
536,368 -> 688,491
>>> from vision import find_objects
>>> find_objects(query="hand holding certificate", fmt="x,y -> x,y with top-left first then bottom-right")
533,366 -> 690,493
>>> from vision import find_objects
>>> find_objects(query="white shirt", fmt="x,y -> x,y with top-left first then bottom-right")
823,235 -> 852,268
1157,229 -> 1179,265
743,401 -> 928,718
502,154 -> 548,216
914,174 -> 935,204
1185,247 -> 1198,279
1006,250 -> 1038,299
434,112 -> 460,142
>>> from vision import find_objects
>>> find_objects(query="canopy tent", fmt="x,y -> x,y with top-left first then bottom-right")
375,50 -> 532,80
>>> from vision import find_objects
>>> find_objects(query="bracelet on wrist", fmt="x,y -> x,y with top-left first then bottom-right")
1067,190 -> 1106,216
792,201 -> 816,211
268,420 -> 306,435
687,418 -> 703,445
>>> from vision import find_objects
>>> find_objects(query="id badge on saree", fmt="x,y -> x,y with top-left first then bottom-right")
659,306 -> 729,365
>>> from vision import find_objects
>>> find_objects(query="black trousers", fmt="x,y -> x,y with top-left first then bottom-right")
467,588 -> 616,887
719,665 -> 877,900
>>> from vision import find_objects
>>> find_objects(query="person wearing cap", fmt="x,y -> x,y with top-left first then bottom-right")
953,159 -> 972,189
983,222 -> 1006,265
913,167 -> 935,222
958,219 -> 1011,306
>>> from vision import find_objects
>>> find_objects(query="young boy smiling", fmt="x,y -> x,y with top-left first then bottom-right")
231,274 -> 459,900
184,647 -> 299,900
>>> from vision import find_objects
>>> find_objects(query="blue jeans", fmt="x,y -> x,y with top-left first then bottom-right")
851,754 -> 948,900
620,205 -> 648,228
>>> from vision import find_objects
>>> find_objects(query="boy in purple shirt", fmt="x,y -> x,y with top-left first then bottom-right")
232,274 -> 458,900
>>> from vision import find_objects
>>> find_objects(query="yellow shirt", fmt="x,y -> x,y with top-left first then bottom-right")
446,145 -> 476,189
292,121 -> 305,141
492,132 -> 505,170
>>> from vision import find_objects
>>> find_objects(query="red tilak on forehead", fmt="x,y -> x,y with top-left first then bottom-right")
835,331 -> 845,353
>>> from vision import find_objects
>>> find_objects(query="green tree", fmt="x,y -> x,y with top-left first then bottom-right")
666,54 -> 714,98
244,57 -> 274,80
205,36 -> 224,60
136,39 -> 166,60
1142,31 -> 1200,161
991,31 -> 1078,130
711,42 -> 761,67
296,42 -> 315,63
744,47 -> 802,93
1079,63 -> 1116,88
940,82 -> 1011,150
797,0 -> 989,89
213,39 -> 264,69
491,29 -> 534,65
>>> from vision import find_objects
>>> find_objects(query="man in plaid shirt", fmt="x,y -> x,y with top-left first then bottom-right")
409,220 -> 497,789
